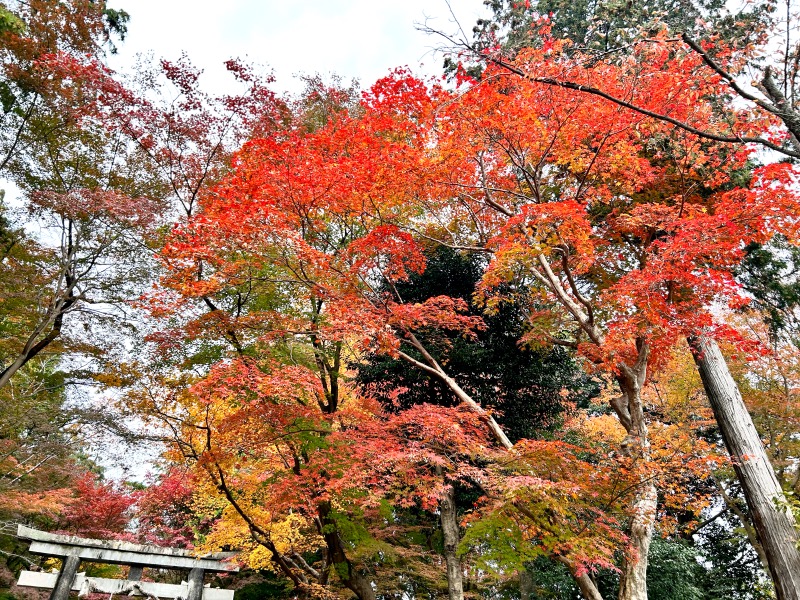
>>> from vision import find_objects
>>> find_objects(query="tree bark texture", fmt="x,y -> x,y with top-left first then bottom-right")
555,556 -> 605,600
519,569 -> 533,600
318,502 -> 376,600
616,482 -> 657,600
440,484 -> 464,600
689,335 -> 800,600
612,343 -> 655,600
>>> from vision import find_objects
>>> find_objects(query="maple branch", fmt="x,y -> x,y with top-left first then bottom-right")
545,334 -> 578,349
426,24 -> 800,159
0,261 -> 80,389
536,254 -> 602,345
682,506 -> 730,538
680,34 -> 777,114
681,33 -> 800,151
617,338 -> 650,404
280,555 -> 310,584
290,552 -> 321,580
488,52 -> 800,157
405,331 -> 445,373
308,296 -> 340,413
477,154 -> 513,216
510,501 -> 605,600
399,225 -> 492,253
439,179 -> 533,203
400,332 -> 514,449
553,555 -> 605,600
760,67 -> 800,151
396,350 -> 442,378
0,92 -> 39,173
507,143 -> 543,204
554,244 -> 595,328
207,461 -> 305,587
316,501 -> 375,600
202,296 -> 244,355
574,125 -> 615,202
7,454 -> 55,484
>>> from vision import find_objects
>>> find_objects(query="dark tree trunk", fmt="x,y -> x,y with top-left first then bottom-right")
318,502 -> 376,600
519,569 -> 533,600
440,483 -> 464,600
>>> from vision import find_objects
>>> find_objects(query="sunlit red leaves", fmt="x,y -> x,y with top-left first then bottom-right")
421,43 -> 796,371
57,473 -> 135,539
387,297 -> 483,339
151,75 -> 479,362
361,68 -> 440,135
194,358 -> 325,410
135,468 -> 214,548
333,403 -> 499,511
508,31 -> 776,149
346,225 -> 426,283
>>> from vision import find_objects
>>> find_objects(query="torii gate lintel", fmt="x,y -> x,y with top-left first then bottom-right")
15,525 -> 238,600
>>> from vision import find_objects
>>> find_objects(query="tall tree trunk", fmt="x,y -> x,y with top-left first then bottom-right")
519,569 -> 533,600
617,481 -> 657,600
318,502 -> 376,600
555,556 -> 605,600
440,483 -> 464,600
689,335 -> 800,600
608,342 -> 654,600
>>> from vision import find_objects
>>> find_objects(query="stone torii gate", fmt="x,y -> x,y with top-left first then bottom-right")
15,525 -> 238,600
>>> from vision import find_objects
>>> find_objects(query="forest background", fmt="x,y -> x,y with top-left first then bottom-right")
2,2 -> 800,600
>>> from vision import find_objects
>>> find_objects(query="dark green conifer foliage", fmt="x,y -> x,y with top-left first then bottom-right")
356,246 -> 600,442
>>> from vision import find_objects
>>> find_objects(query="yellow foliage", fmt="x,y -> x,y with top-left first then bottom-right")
573,413 -> 627,446
198,504 -> 322,572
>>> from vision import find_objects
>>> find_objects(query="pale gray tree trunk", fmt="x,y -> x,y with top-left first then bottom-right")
616,481 -> 657,600
689,335 -> 800,600
555,556 -> 605,600
609,342 -> 655,600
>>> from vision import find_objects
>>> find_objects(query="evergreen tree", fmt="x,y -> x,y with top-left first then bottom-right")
357,246 -> 600,442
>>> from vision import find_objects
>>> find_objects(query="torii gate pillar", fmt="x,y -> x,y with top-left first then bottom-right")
51,554 -> 80,600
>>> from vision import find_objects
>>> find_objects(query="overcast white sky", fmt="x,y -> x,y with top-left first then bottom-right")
107,1 -> 490,95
